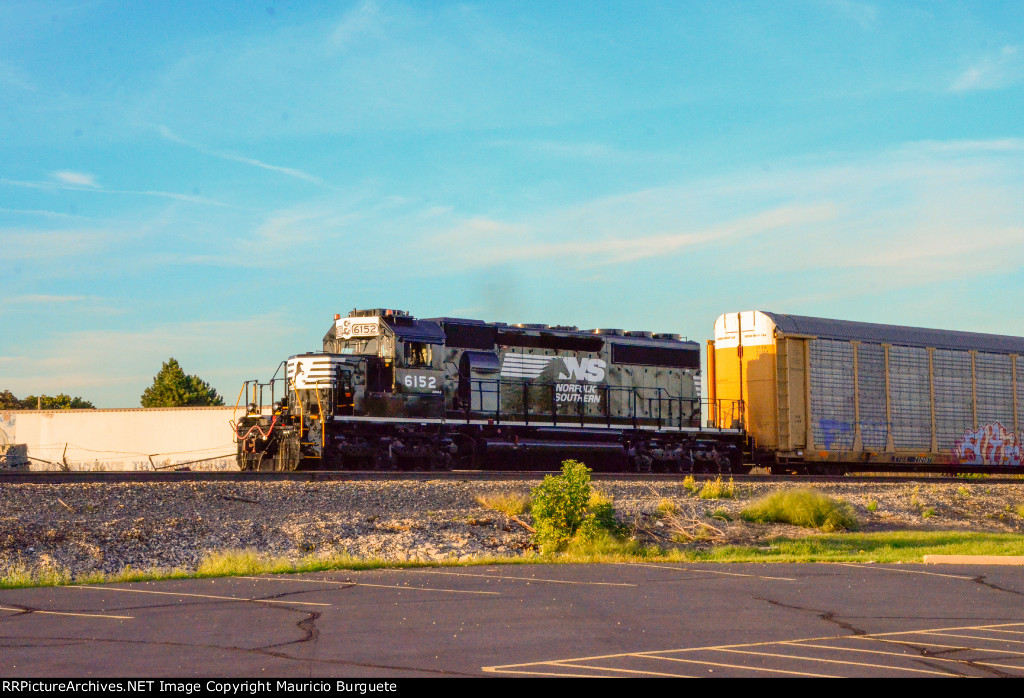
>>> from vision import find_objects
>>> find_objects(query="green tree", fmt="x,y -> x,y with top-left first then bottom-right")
140,358 -> 224,407
23,394 -> 95,409
1,390 -> 94,409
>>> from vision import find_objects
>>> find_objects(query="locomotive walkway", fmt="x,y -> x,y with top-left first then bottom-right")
3,562 -> 1024,677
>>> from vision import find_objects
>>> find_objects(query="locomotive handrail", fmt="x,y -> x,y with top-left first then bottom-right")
459,378 -> 729,431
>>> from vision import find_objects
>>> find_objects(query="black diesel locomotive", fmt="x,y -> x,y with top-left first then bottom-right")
233,308 -> 746,472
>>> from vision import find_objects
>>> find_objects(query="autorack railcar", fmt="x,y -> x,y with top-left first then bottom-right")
709,311 -> 1024,473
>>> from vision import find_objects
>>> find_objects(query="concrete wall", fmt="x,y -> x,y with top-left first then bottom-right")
0,407 -> 240,471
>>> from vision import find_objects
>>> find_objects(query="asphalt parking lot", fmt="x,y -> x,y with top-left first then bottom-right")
2,562 -> 1024,677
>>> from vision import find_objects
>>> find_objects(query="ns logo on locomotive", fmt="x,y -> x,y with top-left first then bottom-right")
233,308 -> 742,473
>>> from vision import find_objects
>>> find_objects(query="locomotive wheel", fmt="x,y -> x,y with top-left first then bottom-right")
631,454 -> 653,473
272,435 -> 301,472
238,450 -> 263,472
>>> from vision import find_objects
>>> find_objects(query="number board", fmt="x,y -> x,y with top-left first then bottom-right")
335,316 -> 381,340
395,368 -> 445,395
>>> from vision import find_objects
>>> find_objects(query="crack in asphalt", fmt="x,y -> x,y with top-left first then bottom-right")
752,595 -> 1013,677
259,610 -> 320,651
0,633 -> 476,676
754,596 -> 868,636
972,575 -> 1024,598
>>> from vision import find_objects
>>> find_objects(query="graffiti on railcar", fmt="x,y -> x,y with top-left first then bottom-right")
954,422 -> 1022,466
818,419 -> 852,450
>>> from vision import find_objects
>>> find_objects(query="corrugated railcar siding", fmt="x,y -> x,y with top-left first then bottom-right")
933,349 -> 974,451
856,343 -> 888,451
888,346 -> 931,450
809,339 -> 856,451
975,353 -> 1015,428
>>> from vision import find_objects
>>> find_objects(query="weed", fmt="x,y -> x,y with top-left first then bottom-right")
1016,504 -> 1024,518
956,486 -> 970,498
196,549 -> 293,577
698,477 -> 735,500
922,507 -> 936,519
657,498 -> 678,516
708,508 -> 732,522
741,488 -> 859,532
682,475 -> 698,494
866,499 -> 878,512
475,492 -> 530,517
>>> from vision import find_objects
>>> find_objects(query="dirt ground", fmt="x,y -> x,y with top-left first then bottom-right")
623,478 -> 1024,547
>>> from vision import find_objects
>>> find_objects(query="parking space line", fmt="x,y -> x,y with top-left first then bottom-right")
645,654 -> 836,677
859,636 -> 1024,656
848,621 -> 1024,639
406,569 -> 636,587
714,647 -> 952,675
485,618 -> 1024,675
782,641 -> 980,669
552,659 -> 697,678
620,562 -> 796,581
974,628 -> 1024,636
917,631 -> 1024,645
0,604 -> 133,620
70,585 -> 331,606
241,576 -> 500,595
482,666 -> 621,678
834,562 -> 975,580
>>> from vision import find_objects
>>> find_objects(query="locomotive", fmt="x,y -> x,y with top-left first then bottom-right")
233,308 -> 747,472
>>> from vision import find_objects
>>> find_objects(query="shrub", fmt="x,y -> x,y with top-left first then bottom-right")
530,460 -> 620,553
699,477 -> 735,500
741,489 -> 859,532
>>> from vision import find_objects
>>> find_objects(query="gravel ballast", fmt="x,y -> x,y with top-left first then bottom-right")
2,478 -> 1023,578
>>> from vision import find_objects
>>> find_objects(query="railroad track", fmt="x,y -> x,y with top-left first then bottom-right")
2,470 -> 1021,485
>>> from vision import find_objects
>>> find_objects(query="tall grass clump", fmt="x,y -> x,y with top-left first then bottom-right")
475,491 -> 530,516
741,488 -> 859,532
196,549 -> 293,578
698,477 -> 735,500
530,460 -> 621,554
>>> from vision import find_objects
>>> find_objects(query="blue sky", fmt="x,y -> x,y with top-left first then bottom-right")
2,0 -> 1023,407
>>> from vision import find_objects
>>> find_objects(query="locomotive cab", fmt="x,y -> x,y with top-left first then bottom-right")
324,309 -> 446,419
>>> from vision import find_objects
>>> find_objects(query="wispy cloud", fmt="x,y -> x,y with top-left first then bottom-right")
3,229 -> 113,260
156,126 -> 332,187
6,295 -> 95,304
406,137 -> 1024,299
0,176 -> 234,207
52,170 -> 99,188
950,45 -> 1021,92
822,0 -> 878,30
0,59 -> 35,91
427,203 -> 837,269
0,207 -> 94,220
329,0 -> 383,49
0,313 -> 300,406
488,139 -> 671,165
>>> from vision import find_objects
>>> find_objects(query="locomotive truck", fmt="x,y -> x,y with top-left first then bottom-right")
233,308 -> 747,472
